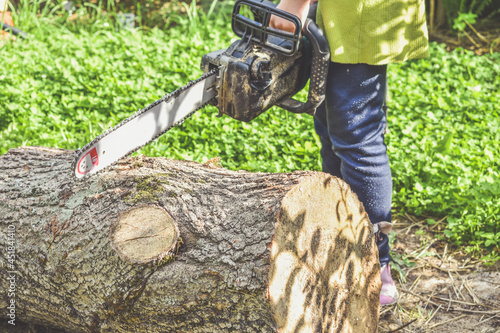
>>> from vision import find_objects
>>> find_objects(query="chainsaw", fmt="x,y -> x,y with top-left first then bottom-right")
73,0 -> 330,179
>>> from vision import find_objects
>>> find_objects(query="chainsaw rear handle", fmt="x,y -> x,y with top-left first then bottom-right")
277,18 -> 329,116
232,0 -> 330,116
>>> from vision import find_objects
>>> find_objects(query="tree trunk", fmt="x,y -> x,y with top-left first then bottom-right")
0,146 -> 381,333
435,0 -> 448,30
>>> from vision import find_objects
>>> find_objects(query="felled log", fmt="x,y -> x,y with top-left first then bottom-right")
0,146 -> 381,333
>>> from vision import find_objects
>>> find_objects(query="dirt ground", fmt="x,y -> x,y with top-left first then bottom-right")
378,215 -> 500,333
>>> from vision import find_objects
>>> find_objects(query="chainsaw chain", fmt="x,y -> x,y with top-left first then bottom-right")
72,68 -> 219,180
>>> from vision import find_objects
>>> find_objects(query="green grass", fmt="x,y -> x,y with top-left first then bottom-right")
1,0 -> 499,262
387,46 -> 500,261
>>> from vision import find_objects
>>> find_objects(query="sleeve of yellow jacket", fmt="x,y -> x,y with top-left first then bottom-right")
316,0 -> 429,64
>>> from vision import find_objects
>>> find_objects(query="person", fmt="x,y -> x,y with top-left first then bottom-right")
271,0 -> 429,306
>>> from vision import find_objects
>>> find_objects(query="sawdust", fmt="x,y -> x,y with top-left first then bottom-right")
378,215 -> 500,333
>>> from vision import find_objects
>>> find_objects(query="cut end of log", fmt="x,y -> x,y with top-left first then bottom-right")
268,173 -> 381,332
110,205 -> 179,264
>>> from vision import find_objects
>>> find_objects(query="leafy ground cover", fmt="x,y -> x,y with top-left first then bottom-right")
1,1 -> 499,263
387,46 -> 500,262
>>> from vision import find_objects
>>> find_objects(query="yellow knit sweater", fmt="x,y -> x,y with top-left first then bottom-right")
316,0 -> 430,64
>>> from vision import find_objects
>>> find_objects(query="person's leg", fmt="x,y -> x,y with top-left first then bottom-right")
315,62 -> 391,216
314,63 -> 395,302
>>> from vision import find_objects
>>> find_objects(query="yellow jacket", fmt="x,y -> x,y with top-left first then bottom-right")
317,0 -> 429,64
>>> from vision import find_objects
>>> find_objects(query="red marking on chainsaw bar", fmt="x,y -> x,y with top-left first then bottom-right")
77,147 -> 99,175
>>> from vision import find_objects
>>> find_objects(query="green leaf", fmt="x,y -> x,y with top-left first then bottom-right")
433,131 -> 454,155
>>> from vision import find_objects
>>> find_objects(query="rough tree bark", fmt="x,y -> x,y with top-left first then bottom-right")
0,146 -> 381,333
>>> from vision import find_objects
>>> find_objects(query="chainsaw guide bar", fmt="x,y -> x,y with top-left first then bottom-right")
72,69 -> 218,179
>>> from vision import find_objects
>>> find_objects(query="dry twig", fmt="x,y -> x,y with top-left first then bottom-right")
428,314 -> 468,330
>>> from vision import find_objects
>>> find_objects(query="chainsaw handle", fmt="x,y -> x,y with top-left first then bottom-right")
232,0 -> 302,56
277,18 -> 330,116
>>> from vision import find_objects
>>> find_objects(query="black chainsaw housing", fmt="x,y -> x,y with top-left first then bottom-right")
200,0 -> 329,123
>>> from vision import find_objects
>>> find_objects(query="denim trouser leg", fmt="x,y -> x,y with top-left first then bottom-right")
314,62 -> 392,266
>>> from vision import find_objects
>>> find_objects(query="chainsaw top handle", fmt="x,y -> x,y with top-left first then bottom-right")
232,0 -> 330,116
232,0 -> 302,56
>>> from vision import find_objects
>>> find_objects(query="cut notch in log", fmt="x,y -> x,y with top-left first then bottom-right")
110,205 -> 180,264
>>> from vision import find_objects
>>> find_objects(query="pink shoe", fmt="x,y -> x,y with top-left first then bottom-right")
380,263 -> 399,306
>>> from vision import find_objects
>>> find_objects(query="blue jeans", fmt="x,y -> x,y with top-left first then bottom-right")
314,62 -> 392,265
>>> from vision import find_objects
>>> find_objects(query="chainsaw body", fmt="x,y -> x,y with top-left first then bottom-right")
201,0 -> 330,122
